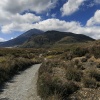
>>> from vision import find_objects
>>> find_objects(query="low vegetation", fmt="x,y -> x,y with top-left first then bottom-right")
37,40 -> 100,100
0,48 -> 43,84
0,39 -> 100,99
82,77 -> 97,88
66,67 -> 83,82
37,60 -> 80,100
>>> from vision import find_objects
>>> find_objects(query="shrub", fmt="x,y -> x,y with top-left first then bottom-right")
66,67 -> 83,82
82,77 -> 97,88
46,81 -> 79,100
97,63 -> 100,68
88,69 -> 100,81
37,72 -> 53,99
85,53 -> 91,59
74,59 -> 79,65
77,63 -> 85,70
0,48 -> 42,84
73,47 -> 89,57
60,81 -> 79,99
90,46 -> 100,58
81,57 -> 87,62
37,60 -> 80,100
0,57 -> 38,84
38,61 -> 53,76
37,73 -> 79,100
47,94 -> 62,100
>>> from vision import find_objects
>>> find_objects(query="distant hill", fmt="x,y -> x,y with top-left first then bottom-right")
22,30 -> 95,48
0,29 -> 43,47
56,36 -> 80,44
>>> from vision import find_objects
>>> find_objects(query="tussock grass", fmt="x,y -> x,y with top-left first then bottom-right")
66,67 -> 83,82
87,68 -> 100,81
37,53 -> 100,99
82,77 -> 97,88
37,41 -> 100,99
37,60 -> 80,100
0,48 -> 42,84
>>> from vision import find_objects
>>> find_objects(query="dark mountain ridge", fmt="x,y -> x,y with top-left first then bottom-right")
22,30 -> 95,48
0,29 -> 43,47
0,29 -> 95,48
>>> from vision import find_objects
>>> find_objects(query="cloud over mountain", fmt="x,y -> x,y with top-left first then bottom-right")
1,13 -> 41,33
0,0 -> 100,40
0,0 -> 58,33
0,37 -> 6,42
61,0 -> 85,16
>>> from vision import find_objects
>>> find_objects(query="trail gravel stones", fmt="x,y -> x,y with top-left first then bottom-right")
0,64 -> 41,100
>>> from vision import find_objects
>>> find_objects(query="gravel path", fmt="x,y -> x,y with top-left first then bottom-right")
0,64 -> 41,100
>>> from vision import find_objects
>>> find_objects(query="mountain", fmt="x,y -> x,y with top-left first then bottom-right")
0,29 -> 43,47
0,30 -> 95,48
22,30 -> 95,48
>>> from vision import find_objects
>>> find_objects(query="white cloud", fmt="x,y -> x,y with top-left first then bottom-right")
0,0 -> 58,14
0,0 -> 100,40
1,18 -> 100,39
86,10 -> 100,26
1,23 -> 33,33
73,26 -> 100,39
0,12 -> 41,26
33,19 -> 81,32
0,0 -> 58,33
0,37 -> 6,42
0,13 -> 41,33
1,19 -> 81,33
11,37 -> 14,40
28,18 -> 100,39
61,0 -> 85,16
37,19 -> 100,39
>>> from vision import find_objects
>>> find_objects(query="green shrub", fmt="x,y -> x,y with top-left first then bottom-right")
73,47 -> 89,57
66,67 -> 83,82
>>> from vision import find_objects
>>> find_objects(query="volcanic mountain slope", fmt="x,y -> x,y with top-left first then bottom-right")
22,30 -> 95,48
0,29 -> 43,47
0,29 -> 95,48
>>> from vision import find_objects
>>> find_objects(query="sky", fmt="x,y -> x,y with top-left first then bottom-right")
0,0 -> 100,42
